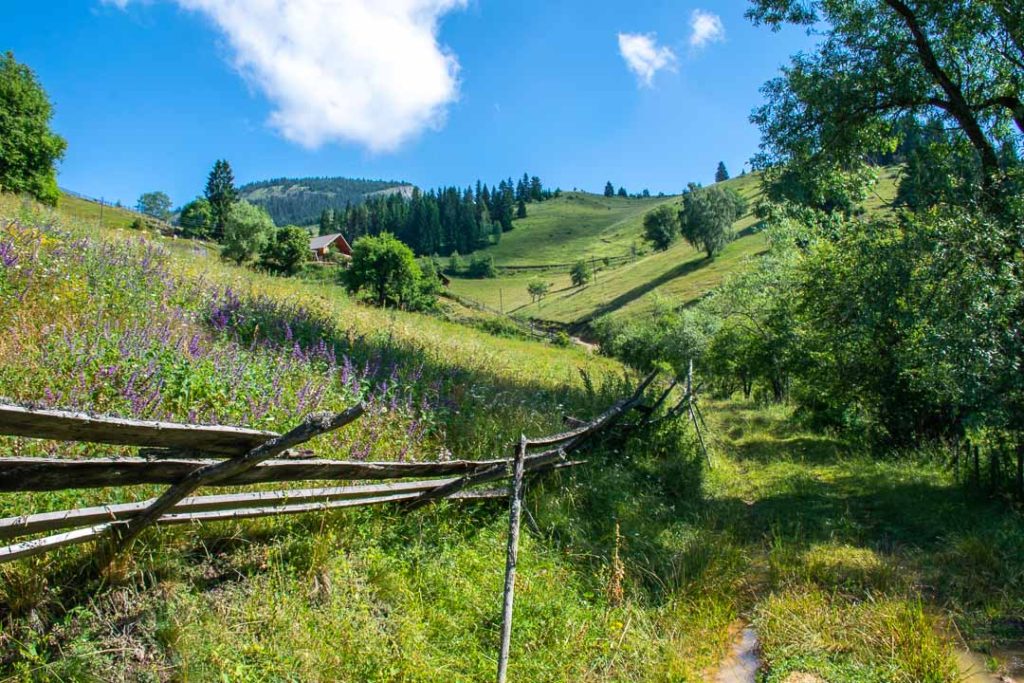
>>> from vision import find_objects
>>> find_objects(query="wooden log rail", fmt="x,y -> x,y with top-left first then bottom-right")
0,371 -> 661,565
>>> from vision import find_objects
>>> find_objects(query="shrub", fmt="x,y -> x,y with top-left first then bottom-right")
467,253 -> 496,278
261,225 -> 309,275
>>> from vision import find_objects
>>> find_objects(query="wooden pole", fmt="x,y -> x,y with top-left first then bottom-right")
497,435 -> 527,683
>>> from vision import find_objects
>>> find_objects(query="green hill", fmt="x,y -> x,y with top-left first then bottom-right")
58,190 -> 160,231
449,168 -> 901,328
238,176 -> 412,226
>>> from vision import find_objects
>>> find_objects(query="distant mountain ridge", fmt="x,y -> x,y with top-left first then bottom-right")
238,176 -> 413,226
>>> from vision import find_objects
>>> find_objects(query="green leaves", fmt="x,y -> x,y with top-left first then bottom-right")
0,52 -> 66,206
678,184 -> 746,259
345,232 -> 424,309
220,201 -> 275,265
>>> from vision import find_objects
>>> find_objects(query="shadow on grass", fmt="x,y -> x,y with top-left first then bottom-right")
577,254 -> 714,323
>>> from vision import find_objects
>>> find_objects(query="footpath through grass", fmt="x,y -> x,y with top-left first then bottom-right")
700,400 -> 1024,682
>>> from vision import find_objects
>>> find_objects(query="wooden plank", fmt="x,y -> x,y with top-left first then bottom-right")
406,447 -> 566,510
0,404 -> 277,455
112,404 -> 367,550
0,525 -> 112,564
0,479 -> 463,539
0,456 -> 516,492
0,490 -> 505,565
156,489 -> 505,525
529,371 -> 658,447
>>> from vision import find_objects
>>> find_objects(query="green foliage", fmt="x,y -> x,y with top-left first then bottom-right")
136,191 -> 172,221
261,225 -> 310,275
178,197 -> 213,239
466,253 -> 496,278
0,52 -> 66,206
527,279 -> 550,303
240,176 -> 405,226
793,208 -> 1023,443
446,250 -> 463,275
345,232 -> 424,308
593,302 -> 718,378
748,0 -> 1024,211
205,159 -> 237,240
715,161 -> 730,183
604,181 -> 615,198
678,184 -> 746,258
642,204 -> 679,251
220,201 -> 275,265
570,259 -> 590,287
318,208 -> 336,236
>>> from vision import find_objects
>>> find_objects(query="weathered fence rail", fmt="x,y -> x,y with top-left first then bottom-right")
0,372 -> 662,567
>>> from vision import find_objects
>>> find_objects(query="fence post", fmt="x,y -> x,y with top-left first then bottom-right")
497,435 -> 527,683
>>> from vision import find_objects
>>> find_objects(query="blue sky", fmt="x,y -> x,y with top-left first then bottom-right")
2,1 -> 814,207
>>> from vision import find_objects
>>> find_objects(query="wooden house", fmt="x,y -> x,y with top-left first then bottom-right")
309,233 -> 353,261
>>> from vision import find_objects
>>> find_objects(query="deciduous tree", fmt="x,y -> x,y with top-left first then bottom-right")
136,191 -> 172,221
678,184 -> 746,258
345,232 -> 422,308
642,205 -> 679,251
0,52 -> 66,206
178,198 -> 213,239
221,201 -> 275,265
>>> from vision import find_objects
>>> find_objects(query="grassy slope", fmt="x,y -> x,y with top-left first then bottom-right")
4,172 -> 1016,681
58,192 -> 143,231
450,168 -> 902,326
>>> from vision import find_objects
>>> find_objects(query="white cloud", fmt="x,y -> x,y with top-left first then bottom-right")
106,0 -> 467,152
617,33 -> 676,87
689,9 -> 725,49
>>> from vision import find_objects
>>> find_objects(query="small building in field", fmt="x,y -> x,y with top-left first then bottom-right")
309,233 -> 353,261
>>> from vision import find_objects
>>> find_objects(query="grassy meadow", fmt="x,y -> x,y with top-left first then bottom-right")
449,169 -> 903,328
1,187 -> 1020,682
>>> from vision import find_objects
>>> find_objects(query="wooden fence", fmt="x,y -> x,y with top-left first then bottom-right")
0,372 -> 690,681
0,372 -> 662,565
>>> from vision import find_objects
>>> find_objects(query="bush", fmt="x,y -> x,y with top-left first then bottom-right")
261,226 -> 310,275
467,253 -> 496,278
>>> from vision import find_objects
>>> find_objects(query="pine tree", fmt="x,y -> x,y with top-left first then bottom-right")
715,161 -> 730,183
205,159 -> 238,241
604,181 -> 615,198
617,186 -> 628,198
516,198 -> 527,219
319,208 -> 335,236
529,176 -> 543,202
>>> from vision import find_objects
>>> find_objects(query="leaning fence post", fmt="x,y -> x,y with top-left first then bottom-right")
497,435 -> 528,683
